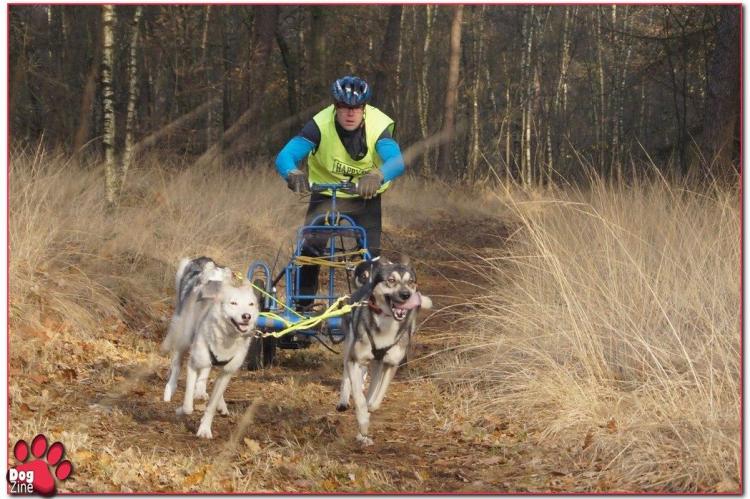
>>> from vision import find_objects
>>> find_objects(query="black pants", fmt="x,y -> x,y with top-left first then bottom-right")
298,192 -> 382,306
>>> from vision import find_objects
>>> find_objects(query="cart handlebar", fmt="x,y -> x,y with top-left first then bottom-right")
310,182 -> 357,195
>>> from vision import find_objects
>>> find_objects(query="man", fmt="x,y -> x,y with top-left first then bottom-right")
275,76 -> 405,308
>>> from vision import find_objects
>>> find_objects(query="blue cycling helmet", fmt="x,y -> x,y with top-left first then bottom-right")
331,76 -> 371,107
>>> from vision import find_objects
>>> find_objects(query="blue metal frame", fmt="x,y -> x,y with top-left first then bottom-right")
248,182 -> 372,339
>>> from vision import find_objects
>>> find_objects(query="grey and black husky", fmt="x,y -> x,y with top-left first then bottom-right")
337,257 -> 432,446
161,257 -> 259,439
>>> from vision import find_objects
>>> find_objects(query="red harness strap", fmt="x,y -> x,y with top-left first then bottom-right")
368,296 -> 383,315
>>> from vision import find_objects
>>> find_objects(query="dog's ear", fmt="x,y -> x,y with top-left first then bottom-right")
198,280 -> 223,301
419,294 -> 433,310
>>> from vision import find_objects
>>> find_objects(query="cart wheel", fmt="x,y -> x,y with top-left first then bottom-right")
246,279 -> 277,370
246,335 -> 277,370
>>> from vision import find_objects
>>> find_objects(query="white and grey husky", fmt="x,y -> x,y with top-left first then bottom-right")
161,257 -> 259,439
337,257 -> 432,446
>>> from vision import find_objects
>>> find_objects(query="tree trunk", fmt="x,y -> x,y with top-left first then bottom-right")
394,7 -> 406,122
101,4 -> 117,205
438,5 -> 463,176
611,6 -> 631,183
552,6 -> 574,176
704,6 -> 739,173
467,5 -> 485,183
309,7 -> 327,100
121,6 -> 143,190
276,17 -> 300,136
72,56 -> 100,161
521,6 -> 535,187
201,5 -> 214,148
372,5 -> 403,110
595,7 -> 606,171
415,5 -> 435,176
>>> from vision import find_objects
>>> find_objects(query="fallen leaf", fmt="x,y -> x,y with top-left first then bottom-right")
606,418 -> 617,433
321,478 -> 339,491
184,466 -> 210,486
19,403 -> 35,413
582,429 -> 594,450
28,373 -> 47,384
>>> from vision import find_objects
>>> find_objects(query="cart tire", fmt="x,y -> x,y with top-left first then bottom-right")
246,278 -> 276,370
246,335 -> 277,370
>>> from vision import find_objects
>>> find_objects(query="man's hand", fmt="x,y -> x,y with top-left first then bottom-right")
357,170 -> 383,199
286,169 -> 309,193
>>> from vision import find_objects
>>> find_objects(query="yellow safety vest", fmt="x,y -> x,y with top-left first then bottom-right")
308,104 -> 395,198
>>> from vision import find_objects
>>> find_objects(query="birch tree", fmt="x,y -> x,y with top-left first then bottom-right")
101,4 -> 117,205
467,5 -> 486,183
121,6 -> 142,186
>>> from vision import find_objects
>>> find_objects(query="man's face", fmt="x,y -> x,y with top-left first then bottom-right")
335,103 -> 365,131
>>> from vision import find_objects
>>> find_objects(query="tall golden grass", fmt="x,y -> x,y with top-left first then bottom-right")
448,173 -> 740,491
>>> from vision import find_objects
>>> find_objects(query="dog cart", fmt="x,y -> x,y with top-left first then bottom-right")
244,182 -> 373,370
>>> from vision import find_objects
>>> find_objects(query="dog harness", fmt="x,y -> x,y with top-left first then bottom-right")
362,302 -> 411,361
208,347 -> 233,367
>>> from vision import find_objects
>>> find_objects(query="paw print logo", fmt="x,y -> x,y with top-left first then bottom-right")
7,434 -> 72,496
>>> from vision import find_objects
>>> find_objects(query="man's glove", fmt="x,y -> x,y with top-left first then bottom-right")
286,169 -> 309,193
357,170 -> 383,199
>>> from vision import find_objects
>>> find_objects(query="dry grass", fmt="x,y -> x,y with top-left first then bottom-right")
445,173 -> 741,492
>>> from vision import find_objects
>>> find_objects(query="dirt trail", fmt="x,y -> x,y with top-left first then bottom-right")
10,215 -> 562,493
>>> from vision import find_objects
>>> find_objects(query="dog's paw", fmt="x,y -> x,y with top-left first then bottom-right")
356,434 -> 374,447
196,424 -> 213,439
194,391 -> 209,401
163,385 -> 174,402
336,402 -> 349,412
367,402 -> 381,413
176,406 -> 193,416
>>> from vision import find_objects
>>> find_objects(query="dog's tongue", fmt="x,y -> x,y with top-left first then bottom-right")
400,292 -> 422,310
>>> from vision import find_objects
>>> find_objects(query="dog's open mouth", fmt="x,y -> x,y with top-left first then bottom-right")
387,293 -> 421,321
231,319 -> 251,333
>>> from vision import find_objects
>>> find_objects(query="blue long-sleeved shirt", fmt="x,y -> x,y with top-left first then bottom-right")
275,121 -> 405,182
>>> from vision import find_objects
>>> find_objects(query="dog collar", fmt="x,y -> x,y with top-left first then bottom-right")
209,347 -> 233,367
368,296 -> 383,315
